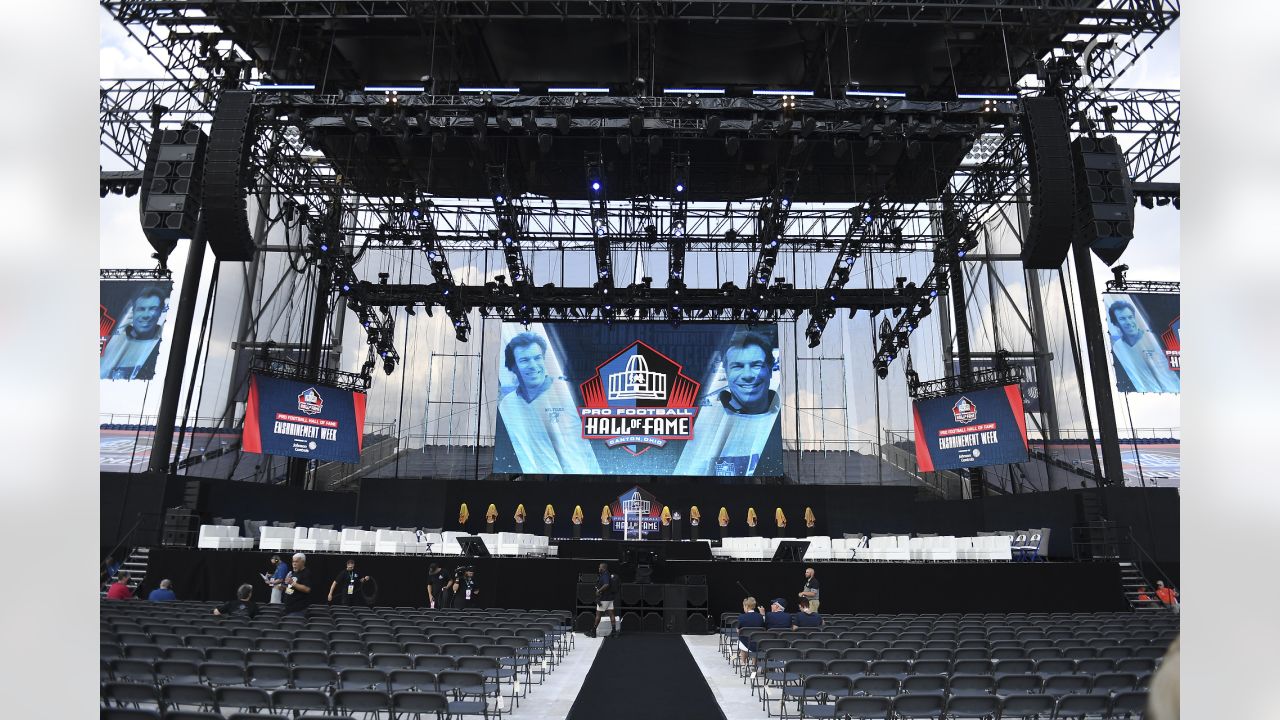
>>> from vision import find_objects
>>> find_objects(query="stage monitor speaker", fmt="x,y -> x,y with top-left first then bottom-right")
642,584 -> 665,606
1020,96 -> 1078,269
620,611 -> 642,632
685,612 -> 709,634
641,612 -> 665,632
200,90 -> 256,261
620,584 -> 642,606
576,583 -> 595,605
1072,135 -> 1136,266
139,124 -> 207,256
687,585 -> 709,607
575,611 -> 595,632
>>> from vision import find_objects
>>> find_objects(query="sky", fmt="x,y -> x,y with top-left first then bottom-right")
98,9 -> 1182,447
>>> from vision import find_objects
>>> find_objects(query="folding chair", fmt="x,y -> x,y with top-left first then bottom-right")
391,690 -> 449,720
1001,694 -> 1057,720
214,686 -> 273,714
437,670 -> 491,720
795,674 -> 853,719
945,694 -> 1003,720
1107,690 -> 1149,719
270,688 -> 332,715
834,695 -> 892,720
1053,693 -> 1112,719
891,693 -> 945,720
333,688 -> 392,719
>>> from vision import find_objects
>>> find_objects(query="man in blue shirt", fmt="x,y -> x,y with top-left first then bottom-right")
791,598 -> 823,629
588,562 -> 619,638
147,578 -> 177,602
764,598 -> 792,630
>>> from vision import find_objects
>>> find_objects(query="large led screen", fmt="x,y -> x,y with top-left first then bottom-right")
912,384 -> 1030,472
242,374 -> 368,463
1103,292 -> 1180,394
100,278 -> 174,380
493,323 -> 784,477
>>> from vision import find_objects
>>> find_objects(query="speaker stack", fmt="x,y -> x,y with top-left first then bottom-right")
139,123 -> 208,257
200,89 -> 257,261
1072,135 -> 1135,266
1020,96 -> 1078,269
573,576 -> 709,634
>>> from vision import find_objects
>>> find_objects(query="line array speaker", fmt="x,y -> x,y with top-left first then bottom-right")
139,123 -> 208,256
200,90 -> 256,261
1020,96 -> 1077,269
1072,135 -> 1135,266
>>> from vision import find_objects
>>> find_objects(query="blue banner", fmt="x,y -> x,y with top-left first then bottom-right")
912,385 -> 1029,472
242,374 -> 367,463
493,323 -> 784,477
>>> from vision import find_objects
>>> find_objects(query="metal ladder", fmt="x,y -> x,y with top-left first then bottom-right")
101,546 -> 151,597
1118,561 -> 1167,612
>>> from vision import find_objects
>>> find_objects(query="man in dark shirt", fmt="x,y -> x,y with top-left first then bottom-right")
798,567 -> 821,613
452,567 -> 478,609
791,598 -> 823,629
589,562 -> 619,638
764,598 -> 792,630
282,552 -> 313,616
426,563 -> 448,609
328,558 -> 369,606
213,584 -> 259,618
736,596 -> 766,665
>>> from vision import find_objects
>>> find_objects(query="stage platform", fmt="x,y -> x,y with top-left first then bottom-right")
144,548 -> 1128,619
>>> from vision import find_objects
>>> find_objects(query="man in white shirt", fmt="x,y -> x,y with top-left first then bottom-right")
1108,300 -> 1179,393
674,331 -> 781,476
497,332 -> 601,474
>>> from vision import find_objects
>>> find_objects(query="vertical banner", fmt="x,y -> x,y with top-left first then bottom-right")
1102,292 -> 1180,394
912,385 -> 1029,472
242,374 -> 368,463
100,278 -> 174,380
492,322 -> 784,476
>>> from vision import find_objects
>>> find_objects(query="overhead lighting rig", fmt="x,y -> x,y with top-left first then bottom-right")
805,200 -> 881,347
747,169 -> 799,321
871,267 -> 947,379
413,202 -> 471,341
487,164 -> 532,324
668,152 -> 690,325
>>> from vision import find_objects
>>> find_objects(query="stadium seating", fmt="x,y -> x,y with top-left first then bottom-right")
721,610 -> 1175,719
100,600 -> 578,719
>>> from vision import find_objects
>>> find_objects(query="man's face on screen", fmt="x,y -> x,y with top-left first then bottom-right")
1115,307 -> 1142,344
725,343 -> 771,411
513,342 -> 546,389
132,295 -> 163,336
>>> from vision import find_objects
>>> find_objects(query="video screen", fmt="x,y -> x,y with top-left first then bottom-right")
1103,292 -> 1180,394
912,384 -> 1030,472
100,279 -> 174,381
493,323 -> 784,477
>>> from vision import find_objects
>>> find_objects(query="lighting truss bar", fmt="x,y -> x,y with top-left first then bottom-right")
250,84 -> 315,91
100,267 -> 172,281
872,266 -> 947,372
415,209 -> 471,341
910,366 -> 1028,400
548,87 -> 609,93
486,165 -> 531,290
250,355 -> 370,391
804,201 -> 883,347
663,88 -> 726,95
753,90 -> 815,96
1104,279 -> 1180,294
957,93 -> 1019,100
104,0 -> 1178,30
459,87 -> 521,94
749,170 -> 799,292
363,86 -> 426,93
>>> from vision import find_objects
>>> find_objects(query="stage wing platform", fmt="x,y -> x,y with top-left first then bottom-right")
145,548 -> 1128,621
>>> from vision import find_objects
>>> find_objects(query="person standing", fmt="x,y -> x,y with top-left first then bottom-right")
328,558 -> 369,606
106,571 -> 136,600
452,567 -> 478,609
589,562 -> 619,638
282,553 -> 313,616
798,567 -> 821,613
147,579 -> 177,602
265,554 -> 289,604
426,562 -> 448,609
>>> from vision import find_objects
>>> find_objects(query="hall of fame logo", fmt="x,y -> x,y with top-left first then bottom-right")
298,387 -> 324,416
608,486 -> 663,535
952,396 -> 978,424
578,341 -> 701,456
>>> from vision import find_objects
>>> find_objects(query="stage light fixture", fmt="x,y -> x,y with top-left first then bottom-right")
431,133 -> 445,152
834,137 -> 849,158
556,113 -> 571,134
865,136 -> 882,157
706,115 -> 720,136
725,136 -> 740,157
538,133 -> 553,154
1140,195 -> 1154,209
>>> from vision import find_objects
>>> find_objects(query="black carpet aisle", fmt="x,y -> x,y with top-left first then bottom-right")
565,634 -> 727,720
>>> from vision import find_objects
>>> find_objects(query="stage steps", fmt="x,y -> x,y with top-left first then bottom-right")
1119,561 -> 1167,612
101,546 -> 152,598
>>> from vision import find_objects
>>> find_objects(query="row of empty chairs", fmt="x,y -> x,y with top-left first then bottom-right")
719,612 -> 1172,718
710,532 -> 1030,561
102,601 -> 579,719
197,524 -> 553,556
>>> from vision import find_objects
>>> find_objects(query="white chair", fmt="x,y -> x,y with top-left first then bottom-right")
374,529 -> 407,554
927,535 -> 958,561
339,528 -> 375,554
984,535 -> 1014,561
259,526 -> 295,552
198,524 -> 244,550
438,531 -> 466,555
803,536 -> 832,561
495,532 -> 522,556
297,528 -> 340,552
908,536 -> 927,561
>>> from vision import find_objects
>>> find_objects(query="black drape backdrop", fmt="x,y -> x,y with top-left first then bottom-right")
142,548 -> 1128,617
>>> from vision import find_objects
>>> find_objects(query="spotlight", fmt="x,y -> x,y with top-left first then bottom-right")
591,181 -> 601,192
675,183 -> 685,194
1140,195 -> 1155,209
876,363 -> 889,380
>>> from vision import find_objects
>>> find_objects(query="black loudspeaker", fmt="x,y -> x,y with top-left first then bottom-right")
620,612 -> 642,631
685,613 -> 709,634
687,585 -> 708,607
140,123 -> 207,256
575,611 -> 595,632
1021,97 -> 1078,269
577,583 -> 596,605
200,90 -> 256,261
642,585 -> 665,606
641,612 -> 665,632
620,584 -> 642,606
1072,135 -> 1135,266
161,507 -> 196,546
